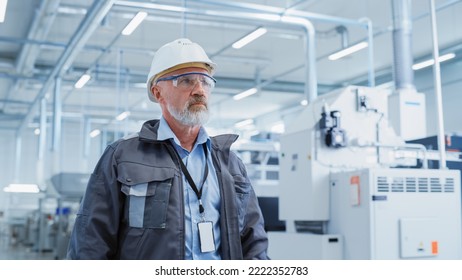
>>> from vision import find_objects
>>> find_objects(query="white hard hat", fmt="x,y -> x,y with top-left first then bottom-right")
146,38 -> 216,102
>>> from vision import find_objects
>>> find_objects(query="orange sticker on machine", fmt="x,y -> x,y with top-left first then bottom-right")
350,175 -> 361,206
350,175 -> 360,185
431,241 -> 438,255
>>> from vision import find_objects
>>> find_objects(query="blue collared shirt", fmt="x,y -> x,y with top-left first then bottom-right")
157,117 -> 222,260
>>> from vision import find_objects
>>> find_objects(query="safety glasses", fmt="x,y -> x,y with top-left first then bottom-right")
156,72 -> 216,92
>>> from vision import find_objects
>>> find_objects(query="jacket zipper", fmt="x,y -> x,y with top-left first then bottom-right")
162,142 -> 186,260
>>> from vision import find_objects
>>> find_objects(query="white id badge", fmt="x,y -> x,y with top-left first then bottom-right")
198,221 -> 216,253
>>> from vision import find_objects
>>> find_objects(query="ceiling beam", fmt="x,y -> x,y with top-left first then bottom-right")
17,0 -> 116,134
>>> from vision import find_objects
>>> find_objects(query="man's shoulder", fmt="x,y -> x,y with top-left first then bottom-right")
107,132 -> 140,148
108,118 -> 161,149
122,132 -> 140,141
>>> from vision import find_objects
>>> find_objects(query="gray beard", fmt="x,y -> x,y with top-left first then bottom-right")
167,97 -> 210,126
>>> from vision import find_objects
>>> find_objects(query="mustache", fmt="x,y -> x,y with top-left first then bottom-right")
187,96 -> 208,108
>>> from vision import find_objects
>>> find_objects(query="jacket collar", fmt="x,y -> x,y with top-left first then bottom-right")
210,134 -> 239,152
139,119 -> 162,142
138,119 -> 239,150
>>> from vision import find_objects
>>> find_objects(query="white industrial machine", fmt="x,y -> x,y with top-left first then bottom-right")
330,168 -> 460,259
268,86 -> 462,259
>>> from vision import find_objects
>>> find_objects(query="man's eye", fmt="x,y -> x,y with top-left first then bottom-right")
179,77 -> 193,85
200,79 -> 211,87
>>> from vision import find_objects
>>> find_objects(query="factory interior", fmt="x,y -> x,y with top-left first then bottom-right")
1,0 -> 462,260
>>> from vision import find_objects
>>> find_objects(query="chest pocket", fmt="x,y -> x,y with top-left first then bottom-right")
118,163 -> 175,229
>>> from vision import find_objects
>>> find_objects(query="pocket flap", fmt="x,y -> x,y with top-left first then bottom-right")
233,174 -> 251,194
232,174 -> 248,184
117,162 -> 175,185
121,183 -> 156,197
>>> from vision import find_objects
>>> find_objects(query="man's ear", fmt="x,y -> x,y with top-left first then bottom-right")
151,85 -> 162,102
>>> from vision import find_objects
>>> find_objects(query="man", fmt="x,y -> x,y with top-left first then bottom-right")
67,38 -> 269,260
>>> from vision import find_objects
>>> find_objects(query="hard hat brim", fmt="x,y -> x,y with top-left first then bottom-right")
147,61 -> 216,103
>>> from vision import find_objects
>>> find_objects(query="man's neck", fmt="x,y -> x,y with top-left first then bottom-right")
164,116 -> 200,152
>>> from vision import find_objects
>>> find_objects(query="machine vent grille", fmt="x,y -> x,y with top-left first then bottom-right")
377,176 -> 389,192
391,177 -> 404,192
418,177 -> 428,192
430,178 -> 442,192
375,176 -> 455,193
405,177 -> 416,192
444,178 -> 455,193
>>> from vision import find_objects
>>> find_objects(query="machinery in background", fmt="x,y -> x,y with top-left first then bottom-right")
33,198 -> 59,253
388,89 -> 427,141
0,173 -> 88,258
329,168 -> 459,259
406,134 -> 462,232
407,134 -> 462,181
50,172 -> 89,259
1,191 -> 44,249
269,86 -> 462,260
1,188 -> 60,255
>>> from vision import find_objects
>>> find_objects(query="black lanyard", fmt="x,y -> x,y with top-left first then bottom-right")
168,142 -> 209,214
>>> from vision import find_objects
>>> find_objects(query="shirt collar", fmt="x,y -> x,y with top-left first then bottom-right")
157,116 -> 211,151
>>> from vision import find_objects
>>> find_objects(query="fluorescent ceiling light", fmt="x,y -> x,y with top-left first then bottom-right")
271,121 -> 285,134
233,87 -> 258,101
57,6 -> 87,15
0,0 -> 8,23
232,27 -> 267,49
74,74 -> 91,89
3,184 -> 40,193
235,119 -> 254,128
121,11 -> 147,36
116,1 -> 186,13
412,53 -> 456,70
89,129 -> 101,138
133,82 -> 148,88
328,41 -> 368,61
249,130 -> 260,136
116,111 -> 131,121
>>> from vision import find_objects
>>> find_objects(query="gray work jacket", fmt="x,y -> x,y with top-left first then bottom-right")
67,119 -> 269,259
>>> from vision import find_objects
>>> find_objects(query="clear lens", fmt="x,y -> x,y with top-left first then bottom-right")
173,73 -> 215,91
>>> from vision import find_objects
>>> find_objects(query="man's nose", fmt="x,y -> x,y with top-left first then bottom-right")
191,80 -> 206,95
